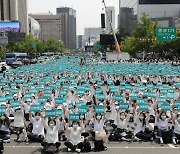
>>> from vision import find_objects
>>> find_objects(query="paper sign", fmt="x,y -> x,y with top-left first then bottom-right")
10,101 -> 20,108
78,105 -> 88,114
45,109 -> 62,117
0,106 -> 6,114
55,97 -> 65,105
161,104 -> 171,111
69,113 -> 79,121
119,103 -> 129,110
30,104 -> 44,112
95,105 -> 104,113
139,103 -> 148,111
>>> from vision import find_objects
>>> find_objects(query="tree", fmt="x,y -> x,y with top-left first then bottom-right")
121,36 -> 136,54
44,38 -> 64,53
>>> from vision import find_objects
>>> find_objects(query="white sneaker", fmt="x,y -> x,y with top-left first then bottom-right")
68,148 -> 72,152
76,148 -> 81,153
3,139 -> 10,143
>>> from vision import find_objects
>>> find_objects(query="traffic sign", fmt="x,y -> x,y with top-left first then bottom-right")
156,27 -> 176,41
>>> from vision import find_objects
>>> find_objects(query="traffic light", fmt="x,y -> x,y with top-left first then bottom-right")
101,13 -> 105,28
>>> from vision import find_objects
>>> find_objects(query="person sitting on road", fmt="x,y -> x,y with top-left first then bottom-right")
65,120 -> 84,153
0,114 -> 10,143
132,111 -> 153,142
27,112 -> 44,142
41,116 -> 61,152
156,110 -> 176,146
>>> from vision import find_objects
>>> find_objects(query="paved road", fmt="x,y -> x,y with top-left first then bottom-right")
3,139 -> 180,154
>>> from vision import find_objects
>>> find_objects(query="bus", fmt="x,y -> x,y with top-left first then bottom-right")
5,52 -> 28,65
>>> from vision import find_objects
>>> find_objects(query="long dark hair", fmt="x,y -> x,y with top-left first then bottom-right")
139,112 -> 146,127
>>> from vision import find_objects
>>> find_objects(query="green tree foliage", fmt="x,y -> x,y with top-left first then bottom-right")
5,34 -> 65,57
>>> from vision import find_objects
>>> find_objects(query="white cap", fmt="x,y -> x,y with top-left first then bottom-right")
115,106 -> 119,110
14,94 -> 17,97
63,103 -> 67,106
31,94 -> 35,97
27,98 -> 31,102
5,92 -> 10,95
0,102 -> 6,106
99,103 -> 103,106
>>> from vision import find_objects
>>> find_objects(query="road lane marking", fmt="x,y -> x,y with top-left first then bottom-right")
168,144 -> 176,148
3,146 -> 180,149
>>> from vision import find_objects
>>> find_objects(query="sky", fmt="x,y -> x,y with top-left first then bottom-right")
28,0 -> 120,35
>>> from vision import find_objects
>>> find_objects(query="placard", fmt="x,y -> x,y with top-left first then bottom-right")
69,113 -> 79,121
95,105 -> 104,114
45,109 -> 62,117
161,104 -> 171,111
30,104 -> 44,112
0,106 -> 6,114
78,105 -> 88,114
138,103 -> 148,111
119,103 -> 129,110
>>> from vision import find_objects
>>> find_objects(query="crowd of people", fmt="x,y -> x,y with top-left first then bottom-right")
0,56 -> 179,153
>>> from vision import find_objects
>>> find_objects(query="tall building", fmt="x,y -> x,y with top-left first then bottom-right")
29,13 -> 63,41
77,35 -> 83,49
56,7 -> 76,49
119,7 -> 137,34
137,0 -> 180,26
83,27 -> 102,47
0,0 -> 28,33
106,6 -> 115,34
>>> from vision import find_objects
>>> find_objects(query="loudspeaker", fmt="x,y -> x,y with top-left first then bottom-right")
101,13 -> 105,28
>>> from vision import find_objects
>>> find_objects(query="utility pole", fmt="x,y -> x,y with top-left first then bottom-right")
102,0 -> 121,61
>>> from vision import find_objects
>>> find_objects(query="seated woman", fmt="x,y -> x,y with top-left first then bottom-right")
114,111 -> 132,142
27,112 -> 44,142
9,106 -> 26,142
41,116 -> 61,152
156,110 -> 176,146
0,114 -> 10,143
172,113 -> 180,145
89,113 -> 106,139
133,111 -> 153,142
65,120 -> 84,153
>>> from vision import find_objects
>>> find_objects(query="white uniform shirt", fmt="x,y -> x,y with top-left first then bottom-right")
67,126 -> 83,145
174,120 -> 180,134
44,118 -> 60,144
31,118 -> 44,136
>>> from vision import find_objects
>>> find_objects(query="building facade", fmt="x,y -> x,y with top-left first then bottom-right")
137,0 -> 180,26
106,6 -> 115,34
83,27 -> 102,47
29,13 -> 63,42
57,7 -> 76,49
77,35 -> 83,49
0,0 -> 28,33
28,16 -> 40,39
119,7 -> 137,34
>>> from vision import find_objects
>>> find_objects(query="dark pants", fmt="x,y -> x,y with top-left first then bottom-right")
41,142 -> 61,149
0,133 -> 10,141
136,131 -> 152,141
81,132 -> 89,138
64,141 -> 84,151
157,129 -> 175,138
27,133 -> 44,142
24,113 -> 30,121
10,126 -> 24,135
175,133 -> 180,143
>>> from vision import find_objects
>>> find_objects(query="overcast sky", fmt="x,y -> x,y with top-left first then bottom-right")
28,0 -> 120,35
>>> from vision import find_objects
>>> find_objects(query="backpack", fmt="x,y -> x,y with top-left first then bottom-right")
82,139 -> 91,152
94,140 -> 107,152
